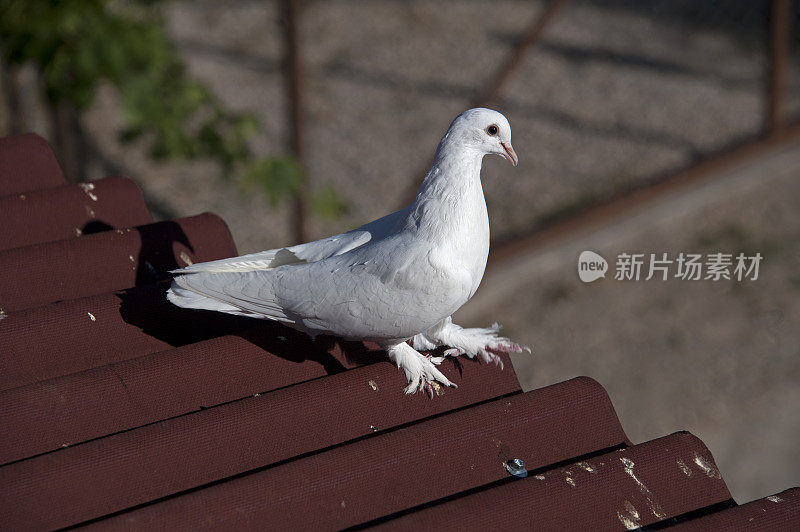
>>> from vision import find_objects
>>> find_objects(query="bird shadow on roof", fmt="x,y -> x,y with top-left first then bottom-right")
115,284 -> 250,346
115,283 -> 385,376
235,326 -> 387,375
113,219 -> 250,346
109,218 -> 390,375
80,220 -> 115,236
132,220 -> 194,286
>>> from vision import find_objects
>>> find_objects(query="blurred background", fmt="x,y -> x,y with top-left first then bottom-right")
1,0 -> 798,504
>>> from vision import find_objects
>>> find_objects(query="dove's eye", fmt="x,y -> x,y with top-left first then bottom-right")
486,125 -> 499,136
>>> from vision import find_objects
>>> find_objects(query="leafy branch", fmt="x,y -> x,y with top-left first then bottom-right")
0,0 -> 345,219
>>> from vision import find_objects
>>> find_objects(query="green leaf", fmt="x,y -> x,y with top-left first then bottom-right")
311,185 -> 348,220
243,157 -> 305,206
0,0 -> 344,223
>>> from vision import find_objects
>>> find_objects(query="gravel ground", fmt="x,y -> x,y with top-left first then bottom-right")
456,139 -> 800,504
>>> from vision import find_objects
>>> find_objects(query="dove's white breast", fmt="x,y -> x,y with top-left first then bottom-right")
413,153 -> 490,303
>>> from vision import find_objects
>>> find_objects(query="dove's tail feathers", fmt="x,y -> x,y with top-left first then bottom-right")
170,247 -> 304,274
167,274 -> 294,323
167,282 -> 248,315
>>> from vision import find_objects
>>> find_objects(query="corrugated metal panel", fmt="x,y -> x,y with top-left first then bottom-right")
0,133 -> 797,530
0,133 -> 65,195
0,213 -> 236,312
0,328 -> 368,464
0,355 -> 521,530
79,378 -> 627,530
672,487 -> 800,530
0,283 -> 251,390
0,176 -> 152,250
375,432 -> 733,530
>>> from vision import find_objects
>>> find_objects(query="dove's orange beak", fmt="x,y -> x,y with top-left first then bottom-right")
501,142 -> 518,166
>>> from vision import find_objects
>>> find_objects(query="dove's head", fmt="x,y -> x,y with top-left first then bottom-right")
446,108 -> 518,166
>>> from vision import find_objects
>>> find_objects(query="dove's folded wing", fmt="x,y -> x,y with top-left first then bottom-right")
171,207 -> 410,274
170,231 -> 464,341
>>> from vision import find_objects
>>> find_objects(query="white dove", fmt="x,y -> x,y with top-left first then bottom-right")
168,108 -> 529,395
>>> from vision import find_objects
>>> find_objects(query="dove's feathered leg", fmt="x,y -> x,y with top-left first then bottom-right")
411,317 -> 531,369
385,342 -> 457,396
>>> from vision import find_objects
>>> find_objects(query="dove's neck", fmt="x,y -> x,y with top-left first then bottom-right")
408,140 -> 490,269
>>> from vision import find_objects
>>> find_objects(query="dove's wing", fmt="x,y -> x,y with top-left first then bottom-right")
172,207 -> 410,274
171,231 -> 472,341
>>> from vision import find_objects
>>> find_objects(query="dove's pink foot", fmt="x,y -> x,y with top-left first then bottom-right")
447,346 -> 505,369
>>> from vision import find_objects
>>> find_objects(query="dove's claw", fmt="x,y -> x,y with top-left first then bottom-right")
487,341 -> 529,354
424,379 -> 434,399
481,350 -> 505,369
388,319 -> 528,395
415,317 -> 531,370
403,379 -> 421,395
389,342 -> 456,397
425,354 -> 445,365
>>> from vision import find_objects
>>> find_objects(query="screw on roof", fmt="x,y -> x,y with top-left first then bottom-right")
506,458 -> 528,478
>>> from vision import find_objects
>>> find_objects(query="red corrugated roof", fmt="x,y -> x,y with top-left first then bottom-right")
0,133 -> 796,530
0,133 -> 66,195
0,175 -> 151,250
379,432 -> 732,530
